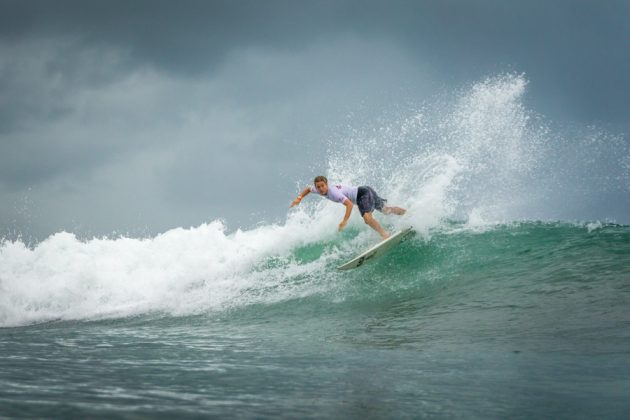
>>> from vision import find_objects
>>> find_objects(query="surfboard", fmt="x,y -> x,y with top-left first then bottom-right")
337,227 -> 414,270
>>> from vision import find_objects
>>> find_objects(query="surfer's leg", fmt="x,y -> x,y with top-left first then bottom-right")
363,212 -> 390,240
369,187 -> 405,216
358,187 -> 390,238
382,206 -> 406,215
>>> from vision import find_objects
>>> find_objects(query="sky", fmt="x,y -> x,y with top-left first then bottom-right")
1,0 -> 629,241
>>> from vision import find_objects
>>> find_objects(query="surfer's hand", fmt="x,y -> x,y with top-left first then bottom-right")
290,197 -> 301,208
338,221 -> 347,232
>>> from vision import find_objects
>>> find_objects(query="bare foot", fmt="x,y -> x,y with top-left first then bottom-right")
383,206 -> 406,215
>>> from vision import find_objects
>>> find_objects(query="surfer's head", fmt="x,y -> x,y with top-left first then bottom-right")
313,175 -> 328,195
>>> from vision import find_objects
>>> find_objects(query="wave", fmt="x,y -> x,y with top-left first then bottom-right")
1,219 -> 627,327
2,73 -> 628,327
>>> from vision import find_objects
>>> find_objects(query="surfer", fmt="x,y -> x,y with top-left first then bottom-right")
290,176 -> 406,239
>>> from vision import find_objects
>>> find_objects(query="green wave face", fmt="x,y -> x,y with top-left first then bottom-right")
236,222 -> 630,325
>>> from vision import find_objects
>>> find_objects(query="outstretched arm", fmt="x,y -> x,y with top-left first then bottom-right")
290,187 -> 312,207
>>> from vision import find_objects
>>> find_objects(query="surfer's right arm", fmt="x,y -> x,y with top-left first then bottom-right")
290,187 -> 312,207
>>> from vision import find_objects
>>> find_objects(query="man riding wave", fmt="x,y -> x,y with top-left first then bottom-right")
290,176 -> 406,239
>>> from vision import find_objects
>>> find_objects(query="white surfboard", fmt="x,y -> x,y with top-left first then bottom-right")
337,227 -> 414,270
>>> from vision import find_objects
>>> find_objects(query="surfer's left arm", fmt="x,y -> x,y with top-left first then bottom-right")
338,199 -> 353,231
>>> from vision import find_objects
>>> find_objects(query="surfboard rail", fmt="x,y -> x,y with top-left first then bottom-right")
337,226 -> 414,270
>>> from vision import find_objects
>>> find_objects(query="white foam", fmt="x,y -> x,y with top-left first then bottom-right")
0,208 -> 347,327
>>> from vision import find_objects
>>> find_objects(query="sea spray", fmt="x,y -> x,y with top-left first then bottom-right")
326,74 -> 550,227
328,74 -> 629,227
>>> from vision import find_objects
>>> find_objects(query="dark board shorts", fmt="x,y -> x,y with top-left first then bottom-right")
356,186 -> 387,216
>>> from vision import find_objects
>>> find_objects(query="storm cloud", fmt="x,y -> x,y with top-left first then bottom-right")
1,0 -> 628,240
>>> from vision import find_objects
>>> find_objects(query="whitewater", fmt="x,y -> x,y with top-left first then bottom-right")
1,75 -> 629,418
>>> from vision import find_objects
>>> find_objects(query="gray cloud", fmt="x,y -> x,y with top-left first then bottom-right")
0,0 -> 628,239
2,0 -> 627,122
1,0 -> 627,134
1,31 -> 428,239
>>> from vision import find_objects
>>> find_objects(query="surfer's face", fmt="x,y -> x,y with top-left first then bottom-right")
314,181 -> 328,195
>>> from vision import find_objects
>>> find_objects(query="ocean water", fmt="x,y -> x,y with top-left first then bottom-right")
1,75 -> 629,418
1,222 -> 629,418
